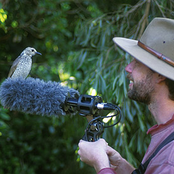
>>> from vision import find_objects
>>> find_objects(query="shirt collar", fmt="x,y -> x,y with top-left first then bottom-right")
147,114 -> 174,135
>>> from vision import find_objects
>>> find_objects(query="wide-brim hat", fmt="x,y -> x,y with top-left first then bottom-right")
113,17 -> 174,81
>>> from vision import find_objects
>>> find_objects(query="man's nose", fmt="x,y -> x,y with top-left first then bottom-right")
125,59 -> 136,73
125,62 -> 132,73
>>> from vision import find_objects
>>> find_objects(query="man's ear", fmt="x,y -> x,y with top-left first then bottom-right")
156,74 -> 166,83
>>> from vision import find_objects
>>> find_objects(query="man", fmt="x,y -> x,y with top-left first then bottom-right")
78,17 -> 174,174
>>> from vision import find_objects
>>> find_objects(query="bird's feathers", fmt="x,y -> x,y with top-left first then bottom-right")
8,54 -> 23,78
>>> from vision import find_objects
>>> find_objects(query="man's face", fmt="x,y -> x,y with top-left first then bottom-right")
125,59 -> 155,104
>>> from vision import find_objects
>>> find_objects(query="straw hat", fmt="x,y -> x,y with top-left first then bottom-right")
113,17 -> 174,81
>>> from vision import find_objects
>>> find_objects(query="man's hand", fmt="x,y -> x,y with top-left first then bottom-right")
106,146 -> 122,170
107,146 -> 135,173
78,139 -> 135,174
78,139 -> 110,173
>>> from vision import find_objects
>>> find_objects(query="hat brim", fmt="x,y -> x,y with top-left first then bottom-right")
113,37 -> 174,81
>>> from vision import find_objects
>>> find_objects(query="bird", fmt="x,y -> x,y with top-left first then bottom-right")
8,47 -> 42,79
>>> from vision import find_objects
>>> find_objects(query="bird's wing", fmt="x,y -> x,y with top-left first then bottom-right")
7,55 -> 22,78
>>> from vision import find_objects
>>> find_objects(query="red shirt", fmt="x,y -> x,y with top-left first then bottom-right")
142,115 -> 174,174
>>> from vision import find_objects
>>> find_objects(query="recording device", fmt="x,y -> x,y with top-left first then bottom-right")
0,77 -> 122,141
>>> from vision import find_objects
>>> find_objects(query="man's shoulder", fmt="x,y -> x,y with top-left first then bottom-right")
152,140 -> 174,165
145,141 -> 174,174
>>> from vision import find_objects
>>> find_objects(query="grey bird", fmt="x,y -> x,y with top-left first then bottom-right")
8,47 -> 42,79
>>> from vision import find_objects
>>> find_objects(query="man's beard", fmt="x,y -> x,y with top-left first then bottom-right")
127,71 -> 154,105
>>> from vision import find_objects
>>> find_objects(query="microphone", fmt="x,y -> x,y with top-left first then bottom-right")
0,77 -> 120,117
0,77 -> 80,116
0,77 -> 122,141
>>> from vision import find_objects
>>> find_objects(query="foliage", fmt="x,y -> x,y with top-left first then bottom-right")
0,0 -> 174,173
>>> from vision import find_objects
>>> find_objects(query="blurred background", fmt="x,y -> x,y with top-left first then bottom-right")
0,0 -> 174,173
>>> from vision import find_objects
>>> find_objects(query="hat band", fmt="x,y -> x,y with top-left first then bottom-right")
138,40 -> 174,67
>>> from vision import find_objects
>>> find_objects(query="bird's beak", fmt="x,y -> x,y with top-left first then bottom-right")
36,52 -> 42,55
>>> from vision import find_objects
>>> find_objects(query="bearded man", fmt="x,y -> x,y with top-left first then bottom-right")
78,18 -> 174,174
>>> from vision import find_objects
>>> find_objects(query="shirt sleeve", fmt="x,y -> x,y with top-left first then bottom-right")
97,168 -> 116,174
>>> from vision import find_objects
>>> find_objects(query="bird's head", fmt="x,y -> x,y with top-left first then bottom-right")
24,47 -> 42,57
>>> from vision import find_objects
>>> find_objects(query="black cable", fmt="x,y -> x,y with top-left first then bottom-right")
103,104 -> 122,128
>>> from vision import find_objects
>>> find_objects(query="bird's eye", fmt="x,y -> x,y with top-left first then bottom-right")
31,49 -> 34,52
